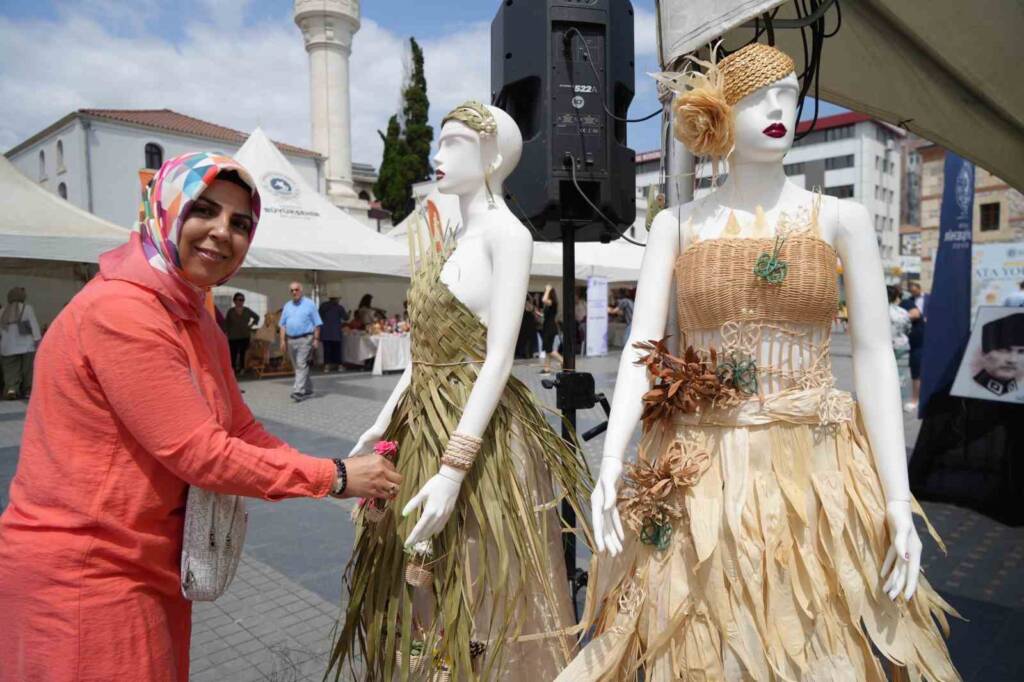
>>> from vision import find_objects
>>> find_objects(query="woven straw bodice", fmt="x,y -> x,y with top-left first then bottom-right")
674,204 -> 842,397
675,233 -> 839,333
407,246 -> 487,367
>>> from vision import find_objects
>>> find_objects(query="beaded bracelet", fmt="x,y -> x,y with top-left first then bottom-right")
330,458 -> 348,497
440,432 -> 483,472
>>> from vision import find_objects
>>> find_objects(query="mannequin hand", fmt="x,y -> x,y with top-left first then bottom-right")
592,457 -> 625,556
880,500 -> 923,601
402,468 -> 464,548
349,423 -> 386,457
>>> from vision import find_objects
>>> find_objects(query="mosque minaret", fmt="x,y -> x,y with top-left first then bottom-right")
294,0 -> 365,210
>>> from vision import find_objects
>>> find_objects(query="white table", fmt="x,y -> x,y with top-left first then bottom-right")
342,331 -> 378,366
371,334 -> 412,375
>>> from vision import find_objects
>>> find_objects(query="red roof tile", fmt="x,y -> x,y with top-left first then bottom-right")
78,108 -> 320,158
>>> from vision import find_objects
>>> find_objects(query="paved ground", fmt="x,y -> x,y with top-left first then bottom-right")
0,331 -> 1021,680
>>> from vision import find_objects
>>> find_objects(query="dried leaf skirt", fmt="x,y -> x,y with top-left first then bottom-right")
561,388 -> 960,682
329,364 -> 591,681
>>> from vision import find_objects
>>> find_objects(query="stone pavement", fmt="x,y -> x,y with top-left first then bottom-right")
0,333 -> 1021,680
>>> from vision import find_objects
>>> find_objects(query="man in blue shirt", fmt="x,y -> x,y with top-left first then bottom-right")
279,282 -> 322,401
1004,280 -> 1024,307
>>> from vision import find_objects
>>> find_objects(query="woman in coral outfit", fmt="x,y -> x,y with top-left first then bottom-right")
0,152 -> 401,682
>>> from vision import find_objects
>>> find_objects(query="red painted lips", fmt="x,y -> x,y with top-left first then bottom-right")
763,123 -> 787,138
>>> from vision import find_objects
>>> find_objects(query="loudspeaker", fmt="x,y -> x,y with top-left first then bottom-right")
492,0 -> 637,242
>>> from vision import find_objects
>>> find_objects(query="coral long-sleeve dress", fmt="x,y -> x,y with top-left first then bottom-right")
0,235 -> 337,682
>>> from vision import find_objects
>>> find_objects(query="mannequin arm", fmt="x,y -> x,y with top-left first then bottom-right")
349,364 -> 412,456
593,209 -> 682,555
402,222 -> 533,547
835,199 -> 920,600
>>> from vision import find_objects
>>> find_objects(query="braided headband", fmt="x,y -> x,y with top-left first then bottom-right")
441,100 -> 497,137
652,43 -> 795,159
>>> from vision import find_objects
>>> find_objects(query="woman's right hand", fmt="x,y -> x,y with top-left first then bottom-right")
349,423 -> 386,456
592,457 -> 625,556
342,454 -> 402,500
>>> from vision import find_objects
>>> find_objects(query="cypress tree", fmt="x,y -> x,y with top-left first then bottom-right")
373,115 -> 413,221
373,38 -> 434,224
402,37 -> 433,185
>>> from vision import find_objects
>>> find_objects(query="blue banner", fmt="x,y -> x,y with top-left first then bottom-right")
919,153 -> 974,415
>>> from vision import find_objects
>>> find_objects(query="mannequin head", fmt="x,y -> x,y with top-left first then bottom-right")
662,43 -> 796,163
434,102 -> 523,201
729,72 -> 799,164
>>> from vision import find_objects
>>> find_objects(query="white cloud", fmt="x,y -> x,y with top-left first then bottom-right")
0,9 -> 490,170
634,6 -> 658,58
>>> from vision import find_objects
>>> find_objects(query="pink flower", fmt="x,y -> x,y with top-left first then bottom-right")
374,440 -> 399,461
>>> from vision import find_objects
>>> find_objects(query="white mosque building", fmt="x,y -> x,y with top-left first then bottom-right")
5,1 -> 378,230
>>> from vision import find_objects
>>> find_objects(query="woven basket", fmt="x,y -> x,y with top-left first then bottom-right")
405,560 -> 433,588
394,651 -> 451,682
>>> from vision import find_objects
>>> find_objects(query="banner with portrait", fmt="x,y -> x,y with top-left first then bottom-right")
950,306 -> 1024,404
973,243 -> 1024,313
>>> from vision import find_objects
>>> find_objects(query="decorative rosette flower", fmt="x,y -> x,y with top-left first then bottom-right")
373,439 -> 399,461
716,352 -> 759,395
651,44 -> 734,160
618,437 -> 713,552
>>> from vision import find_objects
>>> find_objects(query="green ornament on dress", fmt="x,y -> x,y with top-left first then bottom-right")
753,233 -> 789,284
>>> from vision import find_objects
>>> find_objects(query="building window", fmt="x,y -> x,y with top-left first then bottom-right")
825,154 -> 854,170
824,184 -> 854,199
57,139 -> 65,172
58,182 -> 67,199
38,150 -> 46,180
824,125 -> 853,141
979,202 -> 1001,231
145,143 -> 164,170
783,162 -> 805,176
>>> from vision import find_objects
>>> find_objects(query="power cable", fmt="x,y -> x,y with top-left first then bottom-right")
563,28 -> 663,123
567,152 -> 647,247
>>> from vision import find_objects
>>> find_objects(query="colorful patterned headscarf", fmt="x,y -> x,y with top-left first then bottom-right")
139,152 -> 261,286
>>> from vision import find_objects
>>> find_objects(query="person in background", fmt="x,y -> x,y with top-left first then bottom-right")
900,281 -> 927,412
0,153 -> 400,682
1004,280 -> 1024,307
319,289 -> 349,372
888,285 -> 913,405
224,292 -> 260,374
355,293 -> 384,327
516,294 -> 538,359
0,287 -> 41,400
608,288 -> 635,342
280,281 -> 321,402
575,286 -> 587,355
541,284 -> 562,374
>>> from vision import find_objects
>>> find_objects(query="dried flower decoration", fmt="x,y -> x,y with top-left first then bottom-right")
632,338 -> 742,428
651,44 -> 734,160
618,435 -> 713,552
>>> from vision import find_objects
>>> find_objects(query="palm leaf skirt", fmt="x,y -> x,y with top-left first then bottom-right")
327,245 -> 592,681
558,394 -> 961,682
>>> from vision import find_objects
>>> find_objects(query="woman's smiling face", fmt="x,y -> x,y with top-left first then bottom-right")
177,178 -> 253,287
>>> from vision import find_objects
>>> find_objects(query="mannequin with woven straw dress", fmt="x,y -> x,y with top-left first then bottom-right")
328,102 -> 590,681
558,43 -> 961,681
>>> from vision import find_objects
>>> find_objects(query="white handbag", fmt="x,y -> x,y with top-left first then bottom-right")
180,486 -> 247,601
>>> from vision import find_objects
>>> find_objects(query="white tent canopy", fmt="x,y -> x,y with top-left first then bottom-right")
234,128 -> 409,277
388,190 -> 645,283
0,155 -> 133,324
658,1 -> 1024,191
0,155 -> 129,263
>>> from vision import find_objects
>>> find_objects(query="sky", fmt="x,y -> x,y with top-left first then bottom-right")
0,0 -> 842,168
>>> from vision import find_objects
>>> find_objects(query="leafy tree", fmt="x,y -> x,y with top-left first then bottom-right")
373,38 -> 433,224
373,115 -> 413,221
402,37 -> 433,185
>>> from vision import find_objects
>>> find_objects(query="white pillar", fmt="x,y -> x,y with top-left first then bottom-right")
294,0 -> 360,201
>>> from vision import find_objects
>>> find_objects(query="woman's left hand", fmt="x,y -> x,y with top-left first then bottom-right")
880,500 -> 923,601
402,469 -> 463,547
